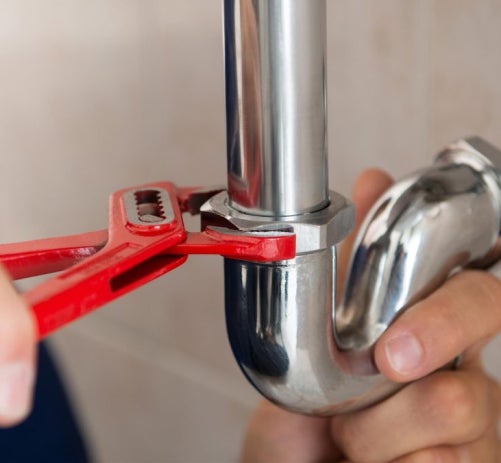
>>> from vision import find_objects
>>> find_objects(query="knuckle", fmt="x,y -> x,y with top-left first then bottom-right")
331,417 -> 372,463
425,374 -> 483,441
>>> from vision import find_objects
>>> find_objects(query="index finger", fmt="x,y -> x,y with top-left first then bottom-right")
375,269 -> 501,382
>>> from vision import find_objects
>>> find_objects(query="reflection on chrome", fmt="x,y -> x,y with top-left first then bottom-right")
220,0 -> 501,418
225,137 -> 501,415
338,138 -> 501,353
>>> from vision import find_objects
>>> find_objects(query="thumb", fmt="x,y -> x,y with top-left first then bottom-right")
0,265 -> 37,426
337,169 -> 394,293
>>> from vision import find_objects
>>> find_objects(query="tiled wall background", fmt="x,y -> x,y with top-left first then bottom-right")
1,1 -> 500,462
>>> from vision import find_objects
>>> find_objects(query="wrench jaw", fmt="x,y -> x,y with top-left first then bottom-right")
123,187 -> 176,229
27,182 -> 189,339
0,182 -> 295,340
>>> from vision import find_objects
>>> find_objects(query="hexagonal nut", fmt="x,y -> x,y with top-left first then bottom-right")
437,136 -> 501,173
201,191 -> 354,254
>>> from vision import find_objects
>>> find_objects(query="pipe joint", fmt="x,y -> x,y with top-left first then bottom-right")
201,191 -> 354,254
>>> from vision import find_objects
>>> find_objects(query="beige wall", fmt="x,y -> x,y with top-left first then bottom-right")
1,1 -> 500,461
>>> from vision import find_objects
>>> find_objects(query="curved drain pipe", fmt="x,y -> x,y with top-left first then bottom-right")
203,0 -> 501,415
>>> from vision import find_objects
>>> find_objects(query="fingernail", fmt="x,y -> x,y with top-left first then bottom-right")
0,363 -> 34,420
384,332 -> 424,375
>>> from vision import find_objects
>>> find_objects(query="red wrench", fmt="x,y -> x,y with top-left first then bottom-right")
0,182 -> 295,338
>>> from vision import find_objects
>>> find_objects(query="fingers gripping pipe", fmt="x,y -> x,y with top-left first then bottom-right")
205,0 -> 501,415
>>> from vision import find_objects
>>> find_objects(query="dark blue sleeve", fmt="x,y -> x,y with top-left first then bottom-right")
0,342 -> 91,463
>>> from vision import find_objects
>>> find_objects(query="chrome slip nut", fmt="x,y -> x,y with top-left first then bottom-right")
200,190 -> 354,254
437,136 -> 501,174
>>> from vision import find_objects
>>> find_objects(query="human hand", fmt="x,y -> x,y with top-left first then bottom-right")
0,265 -> 36,426
240,169 -> 501,462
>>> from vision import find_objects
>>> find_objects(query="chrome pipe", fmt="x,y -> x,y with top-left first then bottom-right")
337,138 -> 501,356
213,136 -> 501,416
224,0 -> 329,216
211,0 -> 361,415
213,1 -> 501,416
224,249 -> 396,415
